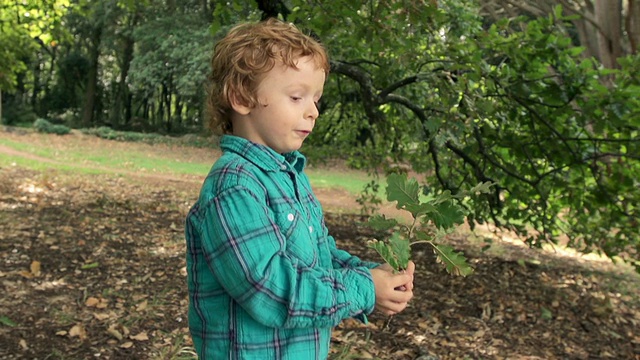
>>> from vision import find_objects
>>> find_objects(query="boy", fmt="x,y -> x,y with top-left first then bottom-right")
185,18 -> 414,359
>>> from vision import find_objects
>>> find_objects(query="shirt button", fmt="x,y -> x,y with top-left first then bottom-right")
281,165 -> 287,170
309,226 -> 313,233
287,213 -> 294,221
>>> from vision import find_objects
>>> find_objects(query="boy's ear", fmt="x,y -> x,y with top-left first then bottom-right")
229,91 -> 252,115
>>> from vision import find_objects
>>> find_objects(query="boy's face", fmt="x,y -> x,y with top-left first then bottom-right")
236,56 -> 325,154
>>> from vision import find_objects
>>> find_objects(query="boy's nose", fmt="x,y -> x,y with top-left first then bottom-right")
306,101 -> 319,120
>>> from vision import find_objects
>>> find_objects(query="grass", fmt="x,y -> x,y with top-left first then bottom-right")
0,131 -> 376,195
307,168 -> 375,195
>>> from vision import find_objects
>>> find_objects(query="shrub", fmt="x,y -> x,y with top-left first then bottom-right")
2,103 -> 38,126
34,118 -> 71,135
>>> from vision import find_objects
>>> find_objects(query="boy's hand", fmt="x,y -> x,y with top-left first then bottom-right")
370,262 -> 415,316
375,261 -> 415,291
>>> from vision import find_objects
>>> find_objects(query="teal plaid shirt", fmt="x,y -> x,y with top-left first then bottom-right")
186,135 -> 378,360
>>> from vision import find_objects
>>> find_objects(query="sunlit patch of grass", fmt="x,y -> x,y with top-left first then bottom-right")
1,132 -> 378,197
307,169 -> 379,195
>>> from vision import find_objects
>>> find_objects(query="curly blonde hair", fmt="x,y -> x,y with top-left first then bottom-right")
206,18 -> 330,136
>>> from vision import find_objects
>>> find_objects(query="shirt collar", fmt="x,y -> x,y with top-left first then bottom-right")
220,135 -> 307,173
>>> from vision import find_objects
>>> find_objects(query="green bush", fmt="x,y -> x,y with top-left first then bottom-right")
2,104 -> 38,126
33,118 -> 71,135
80,127 -> 217,148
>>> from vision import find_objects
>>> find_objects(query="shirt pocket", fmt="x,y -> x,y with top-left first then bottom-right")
275,209 -> 318,267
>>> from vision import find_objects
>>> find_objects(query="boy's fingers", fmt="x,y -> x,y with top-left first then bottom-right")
390,273 -> 412,288
406,261 -> 416,275
388,288 -> 413,303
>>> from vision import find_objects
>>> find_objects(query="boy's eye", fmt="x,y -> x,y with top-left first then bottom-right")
291,96 -> 302,101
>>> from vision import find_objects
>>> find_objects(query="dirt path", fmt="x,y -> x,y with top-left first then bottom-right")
1,144 -> 58,164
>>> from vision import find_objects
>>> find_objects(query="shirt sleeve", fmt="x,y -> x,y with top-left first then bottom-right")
197,185 -> 376,329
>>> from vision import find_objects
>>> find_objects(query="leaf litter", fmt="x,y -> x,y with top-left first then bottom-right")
0,147 -> 639,359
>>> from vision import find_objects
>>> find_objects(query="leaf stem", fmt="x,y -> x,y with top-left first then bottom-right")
409,240 -> 435,247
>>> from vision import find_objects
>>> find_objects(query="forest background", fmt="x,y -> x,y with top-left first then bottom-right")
1,1 -> 639,272
1,0 -> 640,359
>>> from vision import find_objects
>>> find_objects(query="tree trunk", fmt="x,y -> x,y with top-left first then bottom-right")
81,26 -> 102,127
175,96 -> 183,126
595,0 -> 623,68
627,0 -> 640,53
31,52 -> 42,115
112,12 -> 138,127
480,0 -> 633,68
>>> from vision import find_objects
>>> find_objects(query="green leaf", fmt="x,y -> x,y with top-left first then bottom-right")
540,307 -> 553,320
0,316 -> 17,327
432,244 -> 473,276
389,232 -> 411,270
81,262 -> 99,270
368,239 -> 400,271
367,233 -> 411,271
424,202 -> 466,229
467,181 -> 495,196
386,173 -> 420,209
367,214 -> 398,231
404,202 -> 437,218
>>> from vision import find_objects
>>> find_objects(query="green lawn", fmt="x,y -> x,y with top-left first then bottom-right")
0,133 -> 377,195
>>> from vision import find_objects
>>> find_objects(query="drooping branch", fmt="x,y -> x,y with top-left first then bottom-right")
332,60 -> 506,222
330,60 -> 385,125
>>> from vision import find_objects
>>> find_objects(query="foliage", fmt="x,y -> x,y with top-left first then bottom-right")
80,126 -> 215,148
292,1 -> 639,270
82,126 -> 166,143
367,173 -> 493,276
1,101 -> 38,126
2,0 -> 639,269
33,118 -> 71,135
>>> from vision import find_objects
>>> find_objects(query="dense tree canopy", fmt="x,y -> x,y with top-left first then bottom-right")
1,0 -> 638,270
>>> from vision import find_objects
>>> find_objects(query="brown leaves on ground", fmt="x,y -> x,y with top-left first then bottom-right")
0,167 -> 193,359
0,166 -> 639,359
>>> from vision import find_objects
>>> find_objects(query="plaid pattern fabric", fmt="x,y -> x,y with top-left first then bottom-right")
186,135 -> 377,359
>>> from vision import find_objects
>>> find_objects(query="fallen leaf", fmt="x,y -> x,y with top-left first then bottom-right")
93,312 -> 111,321
19,339 -> 28,350
107,325 -> 123,341
85,297 -> 100,307
81,262 -> 99,270
0,315 -> 17,327
130,332 -> 149,341
69,324 -> 86,339
55,330 -> 67,336
18,270 -> 33,279
30,261 -> 41,277
96,300 -> 109,309
120,341 -> 134,349
136,300 -> 147,312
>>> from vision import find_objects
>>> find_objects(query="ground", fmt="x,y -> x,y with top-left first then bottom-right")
0,129 -> 639,359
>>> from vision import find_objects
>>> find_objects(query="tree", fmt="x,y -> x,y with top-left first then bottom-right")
478,0 -> 639,69
0,0 -> 67,123
282,1 -> 639,269
128,0 -> 219,132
